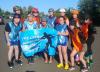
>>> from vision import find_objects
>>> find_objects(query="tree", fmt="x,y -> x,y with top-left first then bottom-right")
78,0 -> 100,26
28,6 -> 33,13
21,7 -> 28,19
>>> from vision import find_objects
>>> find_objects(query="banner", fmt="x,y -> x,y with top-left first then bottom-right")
19,28 -> 58,57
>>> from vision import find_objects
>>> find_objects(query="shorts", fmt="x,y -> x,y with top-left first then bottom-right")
10,40 -> 19,46
81,43 -> 87,52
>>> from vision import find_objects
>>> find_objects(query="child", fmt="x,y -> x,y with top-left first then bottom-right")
47,8 -> 56,28
69,23 -> 88,72
40,17 -> 56,64
55,8 -> 69,26
23,13 -> 39,64
31,8 -> 40,24
56,16 -> 69,70
85,17 -> 96,68
69,9 -> 80,65
5,14 -> 23,68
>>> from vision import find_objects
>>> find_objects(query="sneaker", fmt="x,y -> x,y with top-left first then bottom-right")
15,60 -> 23,66
57,63 -> 63,68
90,59 -> 93,64
8,61 -> 14,69
69,66 -> 76,71
64,64 -> 69,70
81,68 -> 88,72
87,62 -> 91,69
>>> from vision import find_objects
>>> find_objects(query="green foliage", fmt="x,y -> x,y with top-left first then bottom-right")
78,0 -> 100,26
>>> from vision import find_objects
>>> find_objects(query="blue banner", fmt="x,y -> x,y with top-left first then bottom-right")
19,28 -> 58,57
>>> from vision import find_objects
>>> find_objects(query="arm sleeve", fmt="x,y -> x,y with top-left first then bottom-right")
5,23 -> 11,32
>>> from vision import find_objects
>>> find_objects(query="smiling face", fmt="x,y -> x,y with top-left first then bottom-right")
60,12 -> 65,16
41,21 -> 47,27
33,12 -> 39,17
70,25 -> 75,30
28,15 -> 33,22
72,14 -> 78,19
15,10 -> 21,14
59,17 -> 65,24
85,18 -> 92,24
48,11 -> 54,16
14,17 -> 20,24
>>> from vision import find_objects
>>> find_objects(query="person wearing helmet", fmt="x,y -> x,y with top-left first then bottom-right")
5,14 -> 23,69
13,6 -> 25,23
40,17 -> 55,64
70,9 -> 80,28
69,9 -> 80,63
69,9 -> 80,67
40,17 -> 50,28
56,8 -> 69,26
42,9 -> 56,64
46,8 -> 56,28
13,6 -> 21,14
22,13 -> 39,64
31,8 -> 40,24
23,13 -> 39,30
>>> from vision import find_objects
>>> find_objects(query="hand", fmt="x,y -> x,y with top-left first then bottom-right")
58,32 -> 61,35
7,42 -> 10,47
21,29 -> 25,32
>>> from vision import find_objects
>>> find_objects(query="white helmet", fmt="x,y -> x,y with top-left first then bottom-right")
59,8 -> 66,12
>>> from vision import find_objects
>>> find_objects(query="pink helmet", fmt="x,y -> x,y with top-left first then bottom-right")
32,8 -> 39,13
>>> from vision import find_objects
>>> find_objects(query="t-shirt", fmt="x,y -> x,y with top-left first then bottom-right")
55,23 -> 68,45
23,21 -> 39,30
5,22 -> 22,41
47,16 -> 56,28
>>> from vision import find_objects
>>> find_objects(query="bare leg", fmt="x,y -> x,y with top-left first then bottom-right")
44,52 -> 48,63
58,45 -> 63,64
14,45 -> 19,60
62,46 -> 68,64
62,46 -> 69,70
80,51 -> 87,68
70,49 -> 77,66
49,56 -> 53,63
8,46 -> 14,62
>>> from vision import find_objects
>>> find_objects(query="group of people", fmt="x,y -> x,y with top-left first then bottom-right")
4,6 -> 96,72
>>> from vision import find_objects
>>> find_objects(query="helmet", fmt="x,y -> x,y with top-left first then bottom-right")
13,14 -> 21,19
13,6 -> 21,12
59,8 -> 66,12
41,16 -> 47,22
48,8 -> 54,12
32,8 -> 39,13
71,9 -> 79,15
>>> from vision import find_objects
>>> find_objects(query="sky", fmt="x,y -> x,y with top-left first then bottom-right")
0,0 -> 79,13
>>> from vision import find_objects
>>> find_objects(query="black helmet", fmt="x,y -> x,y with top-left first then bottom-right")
48,8 -> 54,12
